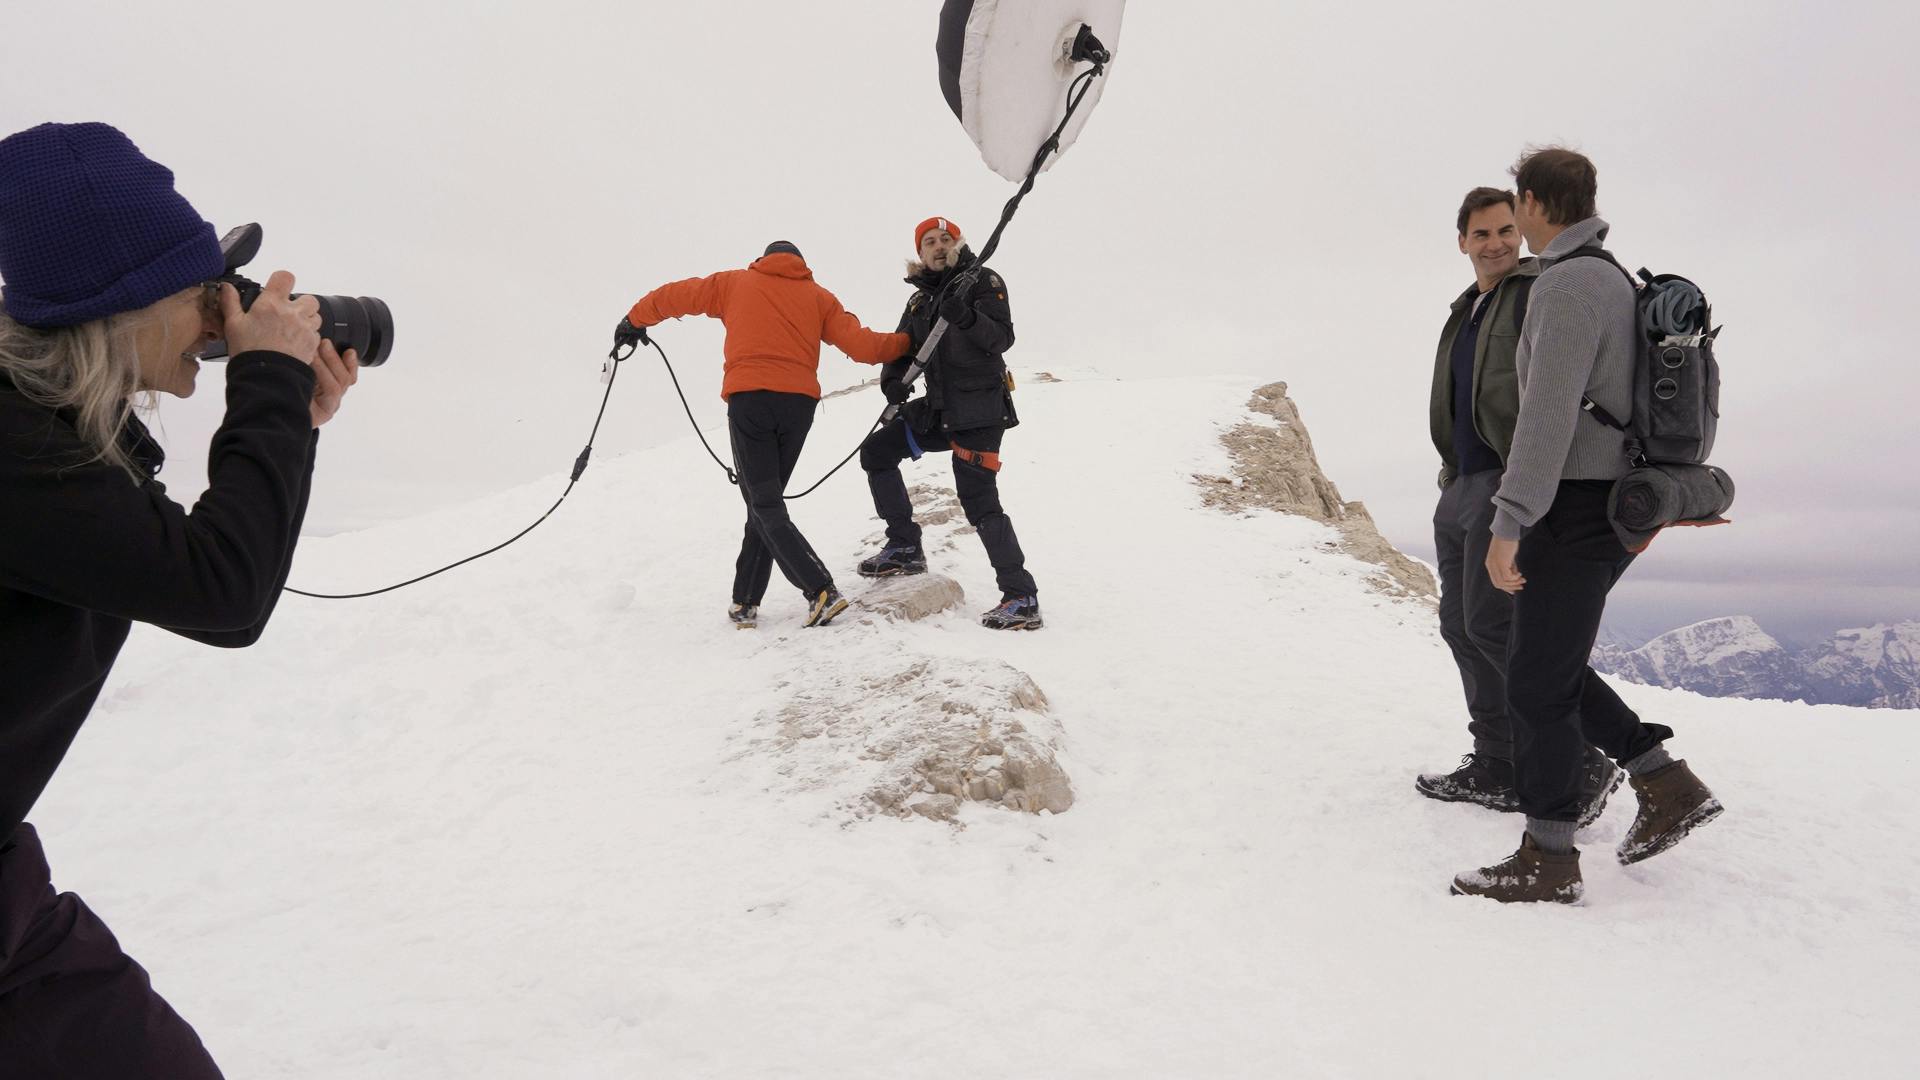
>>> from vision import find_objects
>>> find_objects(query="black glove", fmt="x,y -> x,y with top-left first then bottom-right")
938,289 -> 974,328
882,377 -> 912,405
613,317 -> 650,350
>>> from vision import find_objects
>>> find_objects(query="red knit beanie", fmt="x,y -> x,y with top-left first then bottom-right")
914,216 -> 962,252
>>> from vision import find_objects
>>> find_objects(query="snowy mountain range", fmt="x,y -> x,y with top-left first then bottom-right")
1591,617 -> 1920,710
36,372 -> 1918,1076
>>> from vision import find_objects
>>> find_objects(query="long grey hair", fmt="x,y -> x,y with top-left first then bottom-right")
0,299 -> 151,481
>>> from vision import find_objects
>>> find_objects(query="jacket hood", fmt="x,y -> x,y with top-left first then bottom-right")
749,252 -> 813,280
1451,256 -> 1541,311
905,245 -> 977,288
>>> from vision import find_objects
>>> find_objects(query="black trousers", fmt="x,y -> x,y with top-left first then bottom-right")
1433,469 -> 1516,759
727,391 -> 833,604
0,824 -> 223,1078
1508,481 -> 1674,821
860,410 -> 1038,599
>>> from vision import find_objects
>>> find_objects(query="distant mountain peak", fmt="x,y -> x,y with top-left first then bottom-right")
1595,615 -> 1920,710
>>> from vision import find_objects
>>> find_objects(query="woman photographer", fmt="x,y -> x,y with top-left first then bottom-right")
0,122 -> 356,1076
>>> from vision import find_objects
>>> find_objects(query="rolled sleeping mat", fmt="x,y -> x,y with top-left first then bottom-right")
937,0 -> 1127,181
1607,464 -> 1736,552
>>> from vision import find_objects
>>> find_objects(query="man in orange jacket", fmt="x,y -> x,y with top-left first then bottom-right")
616,241 -> 907,628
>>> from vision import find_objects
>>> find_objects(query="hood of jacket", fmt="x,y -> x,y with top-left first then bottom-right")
749,252 -> 813,281
904,246 -> 977,290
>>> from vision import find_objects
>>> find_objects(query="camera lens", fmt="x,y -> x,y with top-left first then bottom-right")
312,294 -> 394,367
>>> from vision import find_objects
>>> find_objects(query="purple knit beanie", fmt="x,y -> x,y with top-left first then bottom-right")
0,122 -> 223,328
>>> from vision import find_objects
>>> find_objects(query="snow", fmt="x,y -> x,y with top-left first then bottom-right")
32,372 -> 1920,1077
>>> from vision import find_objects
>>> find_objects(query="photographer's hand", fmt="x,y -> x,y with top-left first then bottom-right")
220,270 -> 321,363
308,340 -> 360,428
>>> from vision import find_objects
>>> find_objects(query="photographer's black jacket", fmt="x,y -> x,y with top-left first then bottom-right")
885,250 -> 1019,432
0,353 -> 317,840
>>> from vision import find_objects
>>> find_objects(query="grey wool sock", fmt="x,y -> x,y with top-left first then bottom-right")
1623,746 -> 1676,777
1526,818 -> 1578,854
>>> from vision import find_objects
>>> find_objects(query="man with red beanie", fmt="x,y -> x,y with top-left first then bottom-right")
616,242 -> 907,628
857,218 -> 1041,629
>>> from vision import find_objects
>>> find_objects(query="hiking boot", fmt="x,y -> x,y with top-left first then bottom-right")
804,586 -> 850,628
728,602 -> 759,629
1575,747 -> 1624,829
857,544 -> 927,578
981,594 -> 1043,630
1616,759 -> 1723,866
1451,834 -> 1584,904
1415,753 -> 1520,812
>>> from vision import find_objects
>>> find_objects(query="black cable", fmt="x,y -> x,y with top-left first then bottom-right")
651,336 -> 737,485
284,345 -> 630,599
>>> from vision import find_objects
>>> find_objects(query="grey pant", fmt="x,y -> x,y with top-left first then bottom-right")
1433,469 -> 1515,758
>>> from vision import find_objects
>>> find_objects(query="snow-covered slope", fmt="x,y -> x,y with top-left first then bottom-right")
34,372 -> 1919,1077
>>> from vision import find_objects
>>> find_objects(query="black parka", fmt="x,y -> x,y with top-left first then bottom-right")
885,249 -> 1019,432
0,352 -> 317,840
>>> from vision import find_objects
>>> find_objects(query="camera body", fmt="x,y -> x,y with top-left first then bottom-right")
203,223 -> 393,367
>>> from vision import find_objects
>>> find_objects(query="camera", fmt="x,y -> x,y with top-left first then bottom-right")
201,223 -> 394,367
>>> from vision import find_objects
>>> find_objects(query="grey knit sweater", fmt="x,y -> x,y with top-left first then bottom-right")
1491,217 -> 1638,539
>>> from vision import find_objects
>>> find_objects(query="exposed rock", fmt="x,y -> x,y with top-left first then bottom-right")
858,573 -> 966,623
1197,382 -> 1437,600
747,656 -> 1073,822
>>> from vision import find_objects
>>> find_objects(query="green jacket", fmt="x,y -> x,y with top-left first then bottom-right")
1430,258 -> 1539,486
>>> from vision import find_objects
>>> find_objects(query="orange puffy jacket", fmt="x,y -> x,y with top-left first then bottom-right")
627,252 -> 909,401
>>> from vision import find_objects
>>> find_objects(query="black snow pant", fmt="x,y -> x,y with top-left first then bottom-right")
727,390 -> 834,605
0,824 -> 223,1078
1508,481 -> 1674,822
1433,469 -> 1518,759
860,411 -> 1038,599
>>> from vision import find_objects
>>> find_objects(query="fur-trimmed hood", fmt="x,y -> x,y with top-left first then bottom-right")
904,245 -> 977,285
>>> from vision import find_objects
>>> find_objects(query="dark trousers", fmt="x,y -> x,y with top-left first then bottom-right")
727,390 -> 833,604
1508,481 -> 1674,821
860,411 -> 1038,599
1433,469 -> 1515,758
0,824 -> 223,1078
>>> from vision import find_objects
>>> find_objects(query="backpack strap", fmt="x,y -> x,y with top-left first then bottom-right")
1581,396 -> 1628,431
1556,245 -> 1648,464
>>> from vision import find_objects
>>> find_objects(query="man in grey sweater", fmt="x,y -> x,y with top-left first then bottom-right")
1452,147 -> 1722,905
1416,187 -> 1618,820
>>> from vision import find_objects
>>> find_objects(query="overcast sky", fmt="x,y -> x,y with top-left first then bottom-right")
6,1 -> 1915,644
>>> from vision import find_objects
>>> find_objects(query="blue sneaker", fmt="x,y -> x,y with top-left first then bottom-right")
981,594 -> 1042,630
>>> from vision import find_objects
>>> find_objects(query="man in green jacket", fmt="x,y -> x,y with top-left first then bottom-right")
1415,187 -> 1618,820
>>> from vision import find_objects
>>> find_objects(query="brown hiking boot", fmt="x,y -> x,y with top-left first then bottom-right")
1450,834 -> 1584,904
1617,759 -> 1723,865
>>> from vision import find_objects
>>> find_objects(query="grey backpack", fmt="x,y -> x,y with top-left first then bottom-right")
1563,246 -> 1720,466
1563,246 -> 1734,550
